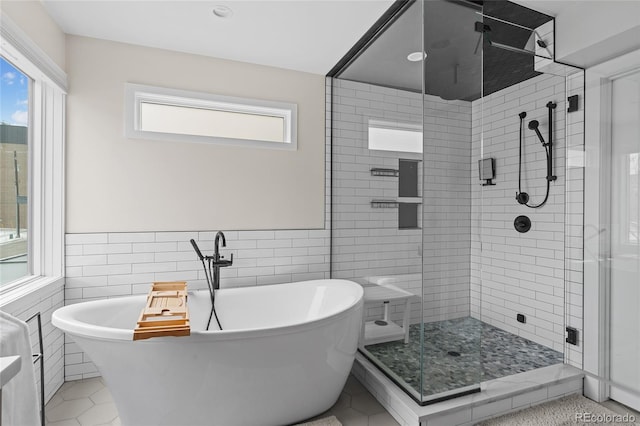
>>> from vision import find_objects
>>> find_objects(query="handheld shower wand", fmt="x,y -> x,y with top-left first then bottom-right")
515,102 -> 557,209
190,239 -> 205,261
190,239 -> 223,331
527,120 -> 546,145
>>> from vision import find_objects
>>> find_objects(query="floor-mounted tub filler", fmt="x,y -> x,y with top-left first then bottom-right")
52,279 -> 364,426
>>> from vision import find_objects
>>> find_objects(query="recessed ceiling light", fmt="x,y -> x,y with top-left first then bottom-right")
407,51 -> 427,62
212,5 -> 233,18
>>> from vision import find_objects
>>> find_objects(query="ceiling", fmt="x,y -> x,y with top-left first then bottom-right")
41,0 -> 395,75
40,0 -> 570,99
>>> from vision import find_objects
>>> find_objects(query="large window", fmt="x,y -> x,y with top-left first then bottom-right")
125,84 -> 297,150
0,57 -> 30,285
0,31 -> 65,295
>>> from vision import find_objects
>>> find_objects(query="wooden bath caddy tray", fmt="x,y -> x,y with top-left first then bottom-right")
133,281 -> 190,340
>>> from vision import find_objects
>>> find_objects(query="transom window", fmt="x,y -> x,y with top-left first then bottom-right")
125,84 -> 297,150
368,119 -> 423,154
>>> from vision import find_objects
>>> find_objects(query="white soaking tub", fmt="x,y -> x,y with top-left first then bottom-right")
52,279 -> 364,426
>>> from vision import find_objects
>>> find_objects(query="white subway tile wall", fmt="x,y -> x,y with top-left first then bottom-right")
63,230 -> 329,380
470,72 -> 584,357
1,279 -> 65,403
422,93 -> 473,323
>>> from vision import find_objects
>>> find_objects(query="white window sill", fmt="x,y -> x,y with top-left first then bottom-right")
0,275 -> 64,309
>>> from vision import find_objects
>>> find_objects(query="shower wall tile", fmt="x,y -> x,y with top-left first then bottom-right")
63,229 -> 330,380
470,72 -> 585,360
330,78 -> 472,325
422,90 -> 472,324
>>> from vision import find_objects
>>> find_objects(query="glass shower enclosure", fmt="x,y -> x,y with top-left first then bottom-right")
329,0 -> 583,405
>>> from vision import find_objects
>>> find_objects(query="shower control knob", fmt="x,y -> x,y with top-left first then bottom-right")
514,215 -> 531,233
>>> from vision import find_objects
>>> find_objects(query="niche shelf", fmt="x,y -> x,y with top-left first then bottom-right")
371,168 -> 399,177
371,200 -> 399,208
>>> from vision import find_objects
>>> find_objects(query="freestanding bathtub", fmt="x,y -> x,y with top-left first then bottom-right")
52,279 -> 364,426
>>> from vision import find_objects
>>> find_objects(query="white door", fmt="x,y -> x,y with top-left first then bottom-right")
609,68 -> 640,411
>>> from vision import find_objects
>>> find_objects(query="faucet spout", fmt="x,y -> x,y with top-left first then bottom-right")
214,231 -> 226,259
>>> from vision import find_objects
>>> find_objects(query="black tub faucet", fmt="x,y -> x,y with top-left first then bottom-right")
212,231 -> 233,290
189,232 -> 234,330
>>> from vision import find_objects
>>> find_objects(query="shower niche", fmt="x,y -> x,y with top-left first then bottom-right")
399,159 -> 421,229
330,0 -> 584,406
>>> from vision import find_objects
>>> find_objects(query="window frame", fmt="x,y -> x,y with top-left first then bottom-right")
367,119 -> 423,154
125,83 -> 298,151
0,24 -> 66,303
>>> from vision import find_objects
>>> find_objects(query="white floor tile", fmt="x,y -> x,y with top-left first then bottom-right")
45,374 -> 391,426
46,399 -> 94,422
60,378 -> 104,401
77,403 -> 118,426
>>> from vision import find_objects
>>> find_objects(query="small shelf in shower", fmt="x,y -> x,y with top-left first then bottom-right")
371,200 -> 399,208
371,168 -> 399,177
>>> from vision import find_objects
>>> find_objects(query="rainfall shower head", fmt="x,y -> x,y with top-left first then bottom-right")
528,120 -> 546,145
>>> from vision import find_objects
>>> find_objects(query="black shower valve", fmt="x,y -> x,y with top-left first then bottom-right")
514,215 -> 531,233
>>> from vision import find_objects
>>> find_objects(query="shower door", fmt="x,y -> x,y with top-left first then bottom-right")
329,0 -> 427,402
419,0 -> 483,403
329,0 -> 485,404
608,68 -> 640,412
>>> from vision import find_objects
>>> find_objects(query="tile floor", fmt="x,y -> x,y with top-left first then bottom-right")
44,375 -> 400,426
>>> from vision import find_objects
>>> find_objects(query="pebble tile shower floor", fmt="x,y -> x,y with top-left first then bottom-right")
44,375 -> 400,426
364,317 -> 564,397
